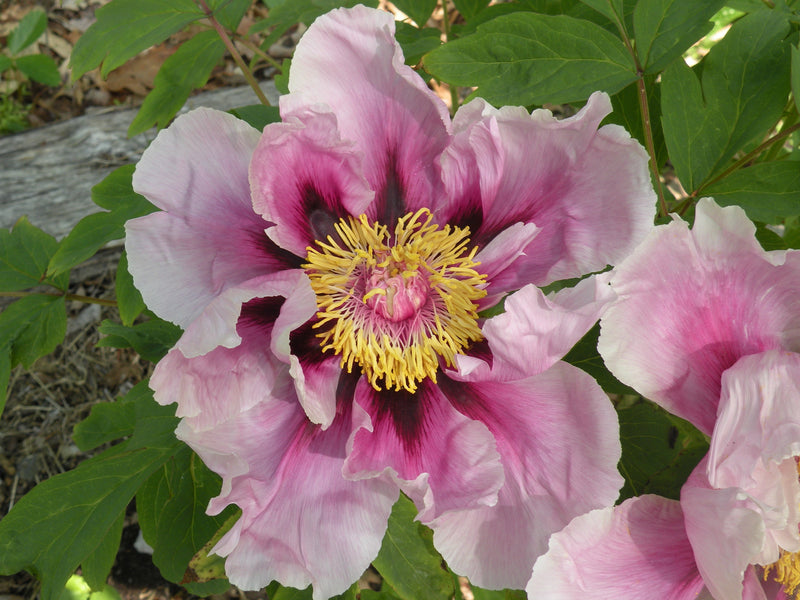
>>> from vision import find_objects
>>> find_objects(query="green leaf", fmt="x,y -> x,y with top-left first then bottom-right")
423,13 -> 637,106
702,161 -> 800,223
563,324 -> 635,395
128,30 -> 225,136
577,0 -> 624,22
0,350 -> 9,418
661,10 -> 791,193
70,0 -> 203,78
15,54 -> 61,86
453,0 -> 491,21
80,511 -> 125,591
72,380 -> 152,451
209,0 -> 252,31
633,0 -> 725,74
609,77 -> 666,167
115,251 -> 145,327
0,390 -> 179,600
0,294 -> 66,369
48,166 -> 157,278
228,104 -> 282,130
0,216 -> 69,292
392,0 -> 438,26
0,55 -> 12,73
186,509 -> 240,583
373,495 -> 454,600
137,447 -> 234,595
274,58 -> 290,95
617,400 -> 708,501
7,10 -> 47,55
395,22 -> 441,66
97,318 -> 182,362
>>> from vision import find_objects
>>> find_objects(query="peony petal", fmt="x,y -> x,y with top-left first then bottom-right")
682,458 -> 768,600
455,274 -> 615,382
127,108 -> 298,328
174,269 -> 317,359
441,92 -> 655,289
249,109 -> 374,257
526,495 -> 709,600
282,6 -> 451,222
432,362 -> 623,589
168,349 -> 397,600
343,378 -> 504,523
598,199 -> 800,434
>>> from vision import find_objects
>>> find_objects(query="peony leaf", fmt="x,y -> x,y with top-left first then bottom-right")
373,495 -> 454,600
702,162 -> 800,224
423,13 -> 637,106
633,0 -> 724,74
0,385 -> 179,600
97,318 -> 182,363
137,446 -> 234,595
661,10 -> 791,193
115,251 -> 145,327
128,30 -> 225,137
15,54 -> 61,86
7,9 -> 47,55
452,0 -> 491,21
70,0 -> 203,78
0,216 -> 68,292
0,294 -> 66,369
392,0 -> 437,27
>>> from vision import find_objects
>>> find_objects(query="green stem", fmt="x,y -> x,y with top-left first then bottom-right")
197,0 -> 271,106
440,0 -> 459,114
637,75 -> 668,217
236,35 -> 283,72
0,290 -> 118,307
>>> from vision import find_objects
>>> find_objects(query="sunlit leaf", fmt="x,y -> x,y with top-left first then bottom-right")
7,9 -> 47,55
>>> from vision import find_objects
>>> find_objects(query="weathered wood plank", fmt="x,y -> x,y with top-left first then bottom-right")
0,81 -> 280,240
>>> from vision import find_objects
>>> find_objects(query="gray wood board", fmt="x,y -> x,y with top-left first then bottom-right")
0,81 -> 279,240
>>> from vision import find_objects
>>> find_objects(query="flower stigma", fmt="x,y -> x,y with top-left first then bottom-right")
304,208 -> 487,393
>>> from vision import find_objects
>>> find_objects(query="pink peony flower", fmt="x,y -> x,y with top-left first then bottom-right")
527,198 -> 800,599
126,6 -> 655,598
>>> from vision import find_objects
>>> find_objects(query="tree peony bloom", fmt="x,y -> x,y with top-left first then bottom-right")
126,6 -> 654,598
528,198 -> 800,599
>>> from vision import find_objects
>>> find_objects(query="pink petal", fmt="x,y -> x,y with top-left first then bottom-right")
127,108 -> 296,328
440,92 -> 656,290
164,344 -> 397,599
281,6 -> 451,221
682,458 -> 768,600
431,362 -> 623,589
343,378 -> 504,523
249,109 -> 374,257
598,199 -> 800,434
455,274 -> 615,382
526,495 -> 709,600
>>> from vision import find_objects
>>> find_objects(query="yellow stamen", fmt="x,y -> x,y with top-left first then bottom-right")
303,209 -> 486,393
763,459 -> 800,595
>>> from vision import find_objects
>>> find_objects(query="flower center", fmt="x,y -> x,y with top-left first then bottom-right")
763,459 -> 800,595
304,208 -> 487,393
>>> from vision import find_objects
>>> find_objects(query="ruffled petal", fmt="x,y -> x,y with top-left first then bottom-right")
598,199 -> 800,434
343,378 -> 504,523
174,270 -> 317,359
455,274 -> 615,382
526,495 -> 709,600
281,6 -> 451,222
682,458 -> 768,600
440,92 -> 655,289
127,108 -> 297,328
432,362 -> 623,589
161,336 -> 397,599
249,109 -> 374,257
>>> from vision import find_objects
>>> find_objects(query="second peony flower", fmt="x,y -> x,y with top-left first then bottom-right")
126,5 -> 655,599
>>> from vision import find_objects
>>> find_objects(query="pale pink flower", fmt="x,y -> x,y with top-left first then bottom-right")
527,199 -> 800,599
126,6 -> 654,597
